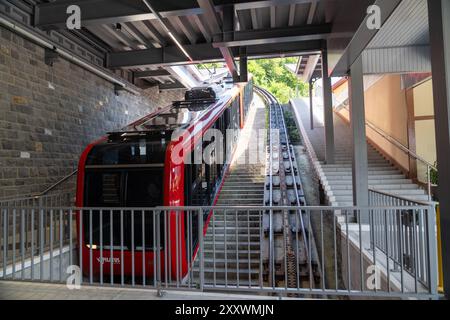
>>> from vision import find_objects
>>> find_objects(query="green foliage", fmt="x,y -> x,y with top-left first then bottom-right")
248,58 -> 308,103
284,110 -> 301,145
429,162 -> 438,185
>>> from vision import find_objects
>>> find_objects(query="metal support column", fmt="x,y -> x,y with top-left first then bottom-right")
222,4 -> 240,82
239,46 -> 248,82
309,79 -> 314,130
428,0 -> 450,298
348,55 -> 369,224
322,50 -> 335,164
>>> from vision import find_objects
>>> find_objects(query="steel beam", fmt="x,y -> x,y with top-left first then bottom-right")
288,4 -> 296,27
172,16 -> 198,45
348,55 -> 369,223
428,0 -> 450,298
141,20 -> 167,47
197,0 -> 222,35
250,8 -> 259,30
322,50 -> 335,164
192,15 -> 212,42
122,22 -> 156,49
159,80 -> 185,90
307,2 -> 318,25
106,40 -> 323,68
302,54 -> 320,82
222,5 -> 235,42
239,47 -> 248,82
270,6 -> 276,29
331,0 -> 402,77
213,24 -> 332,47
309,79 -> 314,130
233,0 -> 317,11
35,0 -> 318,30
134,69 -> 171,78
197,0 -> 239,80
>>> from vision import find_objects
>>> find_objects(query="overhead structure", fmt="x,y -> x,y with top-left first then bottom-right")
287,54 -> 322,82
29,0 -> 382,88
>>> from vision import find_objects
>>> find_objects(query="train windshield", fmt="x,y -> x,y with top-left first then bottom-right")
83,139 -> 166,250
85,139 -> 167,166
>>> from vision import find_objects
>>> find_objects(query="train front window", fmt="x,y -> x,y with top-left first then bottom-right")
86,140 -> 166,166
84,169 -> 164,250
126,170 -> 163,207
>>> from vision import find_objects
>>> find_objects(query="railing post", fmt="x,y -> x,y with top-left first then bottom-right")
198,208 -> 204,291
427,165 -> 432,202
427,205 -> 438,298
156,210 -> 163,297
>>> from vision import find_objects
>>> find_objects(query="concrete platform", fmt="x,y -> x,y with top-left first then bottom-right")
0,281 -> 288,300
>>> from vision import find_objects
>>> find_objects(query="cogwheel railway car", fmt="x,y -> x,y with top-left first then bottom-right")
75,80 -> 253,280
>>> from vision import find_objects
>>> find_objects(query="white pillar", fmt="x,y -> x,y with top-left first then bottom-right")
348,55 -> 369,223
322,51 -> 335,164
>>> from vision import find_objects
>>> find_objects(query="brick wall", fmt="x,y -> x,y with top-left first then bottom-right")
0,26 -> 185,198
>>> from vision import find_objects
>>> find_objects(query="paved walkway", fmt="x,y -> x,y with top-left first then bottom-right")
0,281 -> 282,300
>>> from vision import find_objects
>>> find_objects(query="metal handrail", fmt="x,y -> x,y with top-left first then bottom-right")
338,103 -> 437,172
365,121 -> 437,171
33,170 -> 78,197
338,103 -> 436,201
368,188 -> 431,206
0,170 -> 78,203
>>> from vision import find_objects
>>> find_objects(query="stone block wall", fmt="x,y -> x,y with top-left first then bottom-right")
0,26 -> 185,198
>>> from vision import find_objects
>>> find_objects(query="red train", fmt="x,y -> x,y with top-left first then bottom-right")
75,80 -> 253,280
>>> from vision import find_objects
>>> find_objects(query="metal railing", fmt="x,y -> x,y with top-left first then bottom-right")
0,170 -> 77,208
0,204 -> 438,299
369,190 -> 437,291
365,121 -> 437,201
335,102 -> 437,202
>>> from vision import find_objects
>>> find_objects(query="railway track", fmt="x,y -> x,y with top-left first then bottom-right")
193,88 -> 320,294
255,87 -> 320,291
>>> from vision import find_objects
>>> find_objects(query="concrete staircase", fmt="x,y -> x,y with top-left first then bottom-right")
199,164 -> 264,286
317,145 -> 429,206
291,98 -> 429,207
192,95 -> 267,286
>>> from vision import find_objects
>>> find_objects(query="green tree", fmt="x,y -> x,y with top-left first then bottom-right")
248,58 -> 308,103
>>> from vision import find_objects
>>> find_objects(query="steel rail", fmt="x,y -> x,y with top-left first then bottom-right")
255,86 -> 310,288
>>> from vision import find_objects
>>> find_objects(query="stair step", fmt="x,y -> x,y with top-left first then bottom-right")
322,170 -> 400,176
203,258 -> 260,264
325,174 -> 406,181
330,189 -> 426,196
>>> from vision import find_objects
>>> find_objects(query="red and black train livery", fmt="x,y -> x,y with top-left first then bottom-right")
75,79 -> 253,279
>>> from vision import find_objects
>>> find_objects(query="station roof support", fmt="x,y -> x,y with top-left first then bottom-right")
106,41 -> 323,69
348,55 -> 369,224
212,24 -> 332,48
330,0 -> 403,77
321,48 -> 335,165
428,0 -> 450,298
197,0 -> 239,80
34,0 -> 311,30
239,46 -> 248,83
